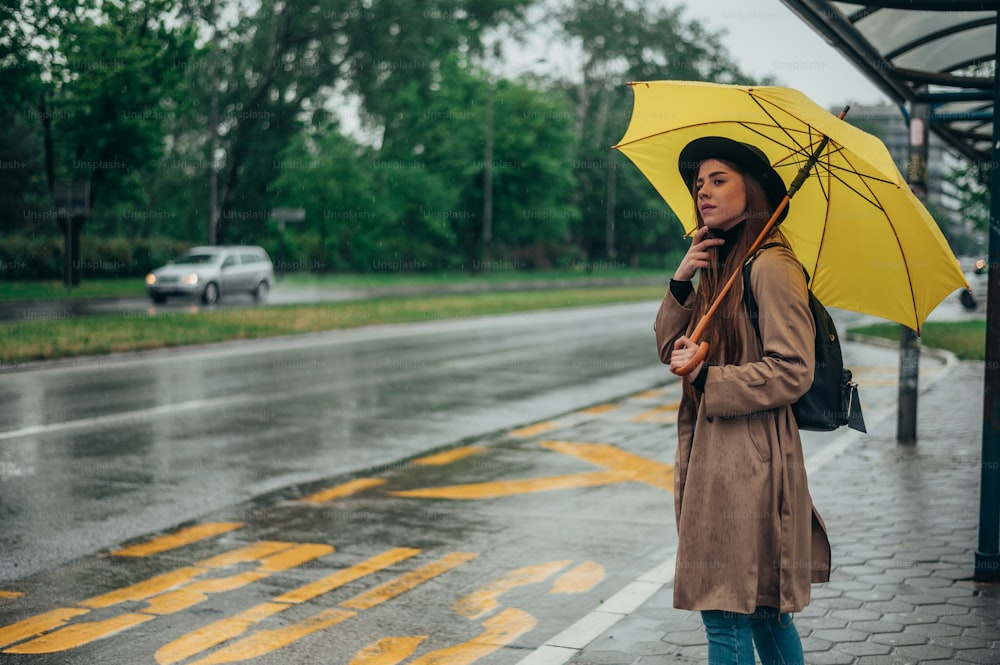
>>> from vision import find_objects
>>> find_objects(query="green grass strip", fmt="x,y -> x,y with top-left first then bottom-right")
1,285 -> 664,365
0,280 -> 147,301
849,320 -> 987,361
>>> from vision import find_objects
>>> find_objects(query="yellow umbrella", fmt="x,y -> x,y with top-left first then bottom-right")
613,80 -> 967,334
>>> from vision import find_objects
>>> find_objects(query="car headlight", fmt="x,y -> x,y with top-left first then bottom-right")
145,273 -> 157,285
182,273 -> 200,286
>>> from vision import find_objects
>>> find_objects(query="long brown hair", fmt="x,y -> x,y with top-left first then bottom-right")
686,158 -> 789,380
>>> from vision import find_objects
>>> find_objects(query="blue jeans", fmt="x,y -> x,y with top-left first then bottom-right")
701,606 -> 804,665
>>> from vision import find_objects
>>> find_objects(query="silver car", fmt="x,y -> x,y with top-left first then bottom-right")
145,246 -> 274,305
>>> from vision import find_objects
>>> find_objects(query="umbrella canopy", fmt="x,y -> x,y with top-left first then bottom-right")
613,80 -> 968,332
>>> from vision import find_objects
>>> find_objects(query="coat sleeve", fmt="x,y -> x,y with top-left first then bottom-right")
653,285 -> 694,365
700,248 -> 816,418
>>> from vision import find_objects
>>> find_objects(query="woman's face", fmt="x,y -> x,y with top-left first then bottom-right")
695,159 -> 747,232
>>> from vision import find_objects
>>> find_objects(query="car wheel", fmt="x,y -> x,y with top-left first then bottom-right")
151,294 -> 167,304
202,282 -> 220,305
253,280 -> 270,303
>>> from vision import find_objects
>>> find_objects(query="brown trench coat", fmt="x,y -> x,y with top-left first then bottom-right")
654,244 -> 831,615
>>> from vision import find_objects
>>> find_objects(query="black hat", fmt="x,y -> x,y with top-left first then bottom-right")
678,136 -> 789,224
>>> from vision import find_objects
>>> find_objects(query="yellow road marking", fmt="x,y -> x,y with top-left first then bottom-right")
578,404 -> 620,415
83,542 -> 296,609
453,561 -> 570,620
111,522 -> 243,557
542,440 -> 673,491
850,366 -> 897,374
185,608 -> 356,665
156,602 -> 287,665
6,542 -> 333,655
631,389 -> 666,400
413,447 -> 484,466
858,378 -> 897,386
631,401 -> 680,423
275,547 -> 421,604
300,477 -> 387,504
0,608 -> 90,649
391,471 -> 622,499
143,544 -> 333,616
161,550 -> 474,665
391,441 -> 673,499
409,608 -> 536,665
549,560 -> 605,595
157,548 -> 422,665
80,566 -> 206,610
0,592 -> 24,600
510,421 -> 560,438
6,613 -> 155,654
351,636 -> 428,665
341,552 -> 478,610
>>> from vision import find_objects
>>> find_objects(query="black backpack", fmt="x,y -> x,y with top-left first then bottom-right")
743,244 -> 866,433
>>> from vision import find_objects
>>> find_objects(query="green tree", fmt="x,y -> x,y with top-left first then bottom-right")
465,74 -> 579,269
552,0 -> 758,267
375,56 -> 580,270
2,0 -> 198,281
269,123 -> 389,272
0,0 -> 48,238
945,161 -> 989,254
171,0 -> 536,247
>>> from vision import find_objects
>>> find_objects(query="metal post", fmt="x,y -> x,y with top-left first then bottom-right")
481,76 -> 494,272
606,153 -> 617,260
897,101 -> 928,445
55,179 -> 89,291
270,207 -> 305,281
278,220 -> 287,280
208,0 -> 219,246
974,12 -> 1000,582
65,212 -> 73,294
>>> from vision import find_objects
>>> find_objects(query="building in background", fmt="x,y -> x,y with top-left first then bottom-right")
844,104 -> 978,255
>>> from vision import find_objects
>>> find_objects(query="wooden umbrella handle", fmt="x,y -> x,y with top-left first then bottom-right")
670,195 -> 790,378
673,341 -> 710,377
670,297 -> 715,376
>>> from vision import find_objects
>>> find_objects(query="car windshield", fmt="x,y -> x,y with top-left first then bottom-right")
173,253 -> 220,265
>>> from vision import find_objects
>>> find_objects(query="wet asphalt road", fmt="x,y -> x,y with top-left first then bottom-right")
0,301 -> 668,583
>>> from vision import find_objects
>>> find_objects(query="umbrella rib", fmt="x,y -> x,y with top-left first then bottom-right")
834,147 -> 921,327
822,144 -> 899,186
750,92 -> 902,187
812,164 -> 885,210
746,93 -> 813,159
735,123 -> 816,169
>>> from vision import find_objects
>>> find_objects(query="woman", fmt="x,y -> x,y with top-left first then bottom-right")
654,136 -> 830,665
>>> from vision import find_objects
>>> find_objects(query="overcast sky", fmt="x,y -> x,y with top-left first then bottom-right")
500,0 -> 892,111
681,0 -> 890,109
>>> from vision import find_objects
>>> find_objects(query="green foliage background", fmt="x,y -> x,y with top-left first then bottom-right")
2,0 -> 769,279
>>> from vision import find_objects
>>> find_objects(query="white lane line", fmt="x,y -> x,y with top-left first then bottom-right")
0,394 -> 252,441
516,554 -> 677,665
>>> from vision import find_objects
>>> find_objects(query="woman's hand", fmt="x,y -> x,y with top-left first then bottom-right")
669,335 -> 704,379
673,225 -> 725,282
